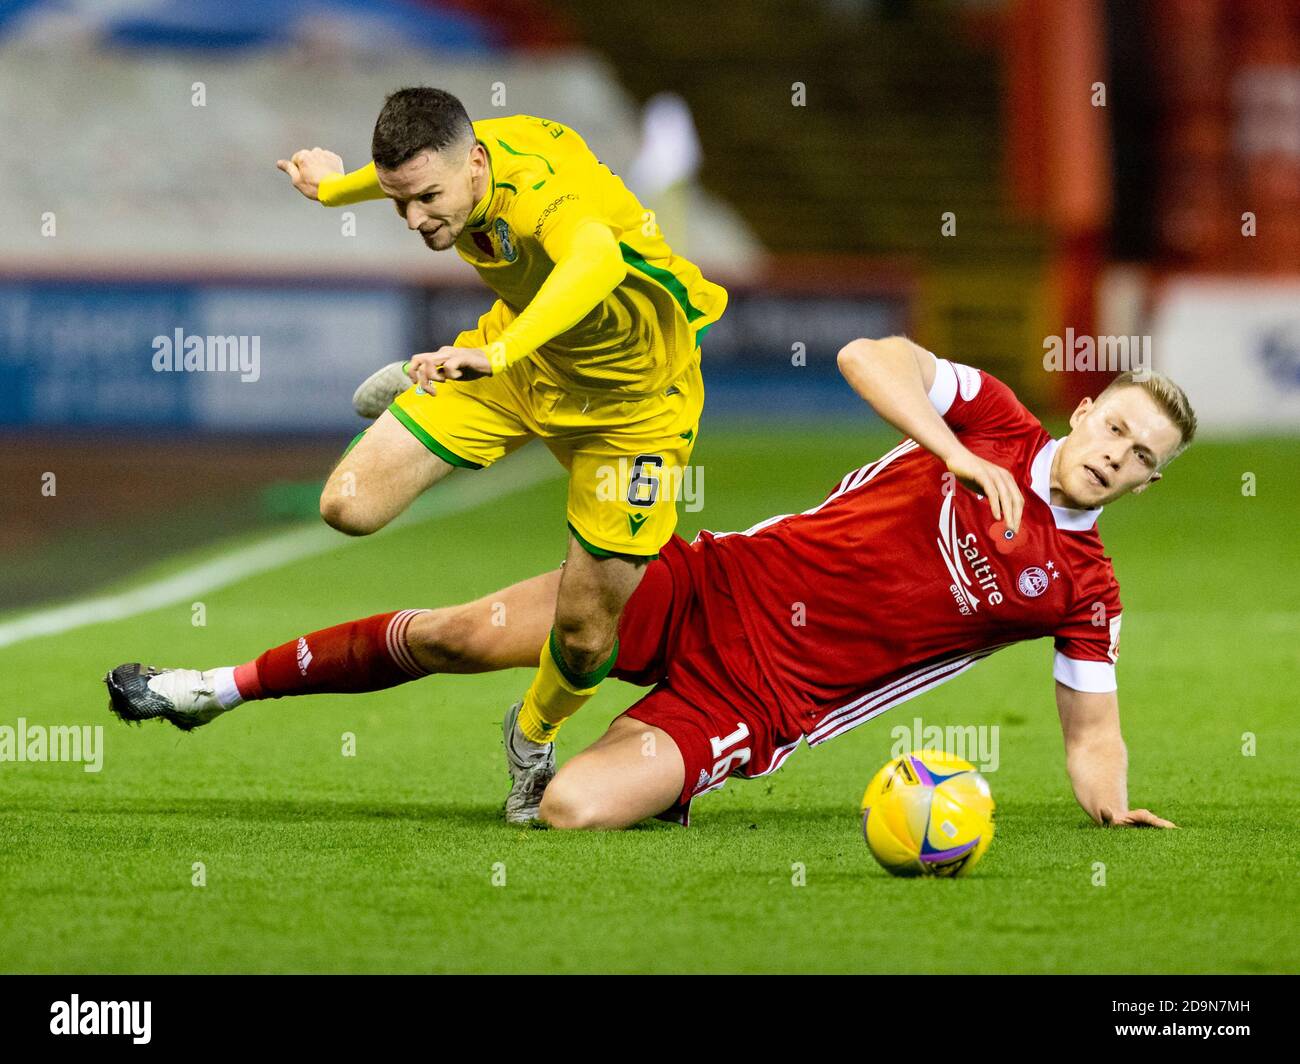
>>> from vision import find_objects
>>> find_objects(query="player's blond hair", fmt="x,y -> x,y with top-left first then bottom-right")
1097,371 -> 1197,464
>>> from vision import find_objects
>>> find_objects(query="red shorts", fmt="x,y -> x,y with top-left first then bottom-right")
611,535 -> 804,823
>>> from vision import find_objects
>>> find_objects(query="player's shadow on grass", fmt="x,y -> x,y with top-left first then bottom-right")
31,795 -> 507,828
26,796 -> 835,835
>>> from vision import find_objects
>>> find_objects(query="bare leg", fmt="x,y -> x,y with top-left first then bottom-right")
539,716 -> 685,829
105,568 -> 569,730
405,569 -> 562,674
319,410 -> 456,536
551,535 -> 649,675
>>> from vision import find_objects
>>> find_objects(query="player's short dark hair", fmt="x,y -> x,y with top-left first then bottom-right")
371,87 -> 474,170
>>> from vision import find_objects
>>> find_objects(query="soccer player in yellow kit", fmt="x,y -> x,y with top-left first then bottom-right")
275,88 -> 727,822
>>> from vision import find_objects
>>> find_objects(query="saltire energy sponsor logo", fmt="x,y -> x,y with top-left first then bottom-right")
936,491 -> 1003,615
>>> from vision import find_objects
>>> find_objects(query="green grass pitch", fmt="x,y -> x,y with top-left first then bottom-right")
1,425 -> 1296,973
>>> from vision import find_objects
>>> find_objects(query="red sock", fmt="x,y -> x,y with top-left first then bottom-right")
233,610 -> 430,701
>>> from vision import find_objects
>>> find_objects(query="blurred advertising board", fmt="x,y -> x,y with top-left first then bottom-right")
0,275 -> 909,431
422,281 -> 911,419
1151,278 -> 1300,433
0,281 -> 415,431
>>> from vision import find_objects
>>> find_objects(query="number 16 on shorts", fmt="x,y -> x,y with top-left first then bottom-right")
707,722 -> 751,787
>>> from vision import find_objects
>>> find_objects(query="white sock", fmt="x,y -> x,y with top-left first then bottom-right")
207,667 -> 244,710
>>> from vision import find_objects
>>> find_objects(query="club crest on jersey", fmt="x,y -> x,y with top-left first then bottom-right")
1017,567 -> 1050,598
494,218 -> 517,262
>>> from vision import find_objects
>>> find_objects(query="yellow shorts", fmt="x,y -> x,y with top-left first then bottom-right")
389,354 -> 704,557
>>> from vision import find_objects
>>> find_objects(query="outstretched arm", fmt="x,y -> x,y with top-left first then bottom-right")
1055,681 -> 1176,827
836,336 -> 1024,532
276,149 -> 385,206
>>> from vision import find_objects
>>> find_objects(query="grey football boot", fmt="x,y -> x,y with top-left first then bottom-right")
352,360 -> 412,419
502,699 -> 557,825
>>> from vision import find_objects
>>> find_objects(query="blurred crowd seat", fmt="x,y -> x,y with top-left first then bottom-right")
551,0 -> 1054,403
1153,0 -> 1300,272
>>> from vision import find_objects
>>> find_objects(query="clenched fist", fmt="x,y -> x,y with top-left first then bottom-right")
275,147 -> 344,202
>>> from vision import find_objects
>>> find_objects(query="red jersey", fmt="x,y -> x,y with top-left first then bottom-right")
690,359 -> 1123,747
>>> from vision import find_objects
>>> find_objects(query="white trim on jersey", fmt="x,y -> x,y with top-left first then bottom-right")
926,357 -> 983,416
932,359 -> 1103,534
838,439 -> 919,499
1052,652 -> 1117,693
708,439 -> 921,542
806,643 -> 1013,746
739,735 -> 804,779
927,357 -> 960,415
1031,438 -> 1104,532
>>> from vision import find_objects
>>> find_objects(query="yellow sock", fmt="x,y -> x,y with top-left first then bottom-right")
517,629 -> 618,743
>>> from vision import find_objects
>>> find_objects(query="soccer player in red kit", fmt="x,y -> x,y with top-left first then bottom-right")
106,336 -> 1196,830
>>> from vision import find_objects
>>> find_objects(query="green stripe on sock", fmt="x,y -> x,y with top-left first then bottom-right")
548,627 -> 619,690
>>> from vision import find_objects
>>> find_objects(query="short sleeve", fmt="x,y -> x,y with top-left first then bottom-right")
927,358 -> 1038,438
1052,578 -> 1123,693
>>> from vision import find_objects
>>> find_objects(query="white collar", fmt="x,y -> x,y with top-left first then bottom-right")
1031,438 -> 1103,532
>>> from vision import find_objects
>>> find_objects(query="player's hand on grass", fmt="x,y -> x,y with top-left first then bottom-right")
1104,807 -> 1178,829
275,147 -> 344,202
945,446 -> 1025,534
407,347 -> 494,392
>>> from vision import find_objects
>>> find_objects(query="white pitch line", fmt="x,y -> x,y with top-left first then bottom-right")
0,443 -> 563,650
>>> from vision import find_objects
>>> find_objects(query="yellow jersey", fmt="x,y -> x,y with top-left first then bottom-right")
323,114 -> 727,397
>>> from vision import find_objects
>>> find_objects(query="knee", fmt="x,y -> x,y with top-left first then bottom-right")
404,608 -> 474,673
319,489 -> 383,537
550,614 -> 615,675
539,773 -> 613,831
